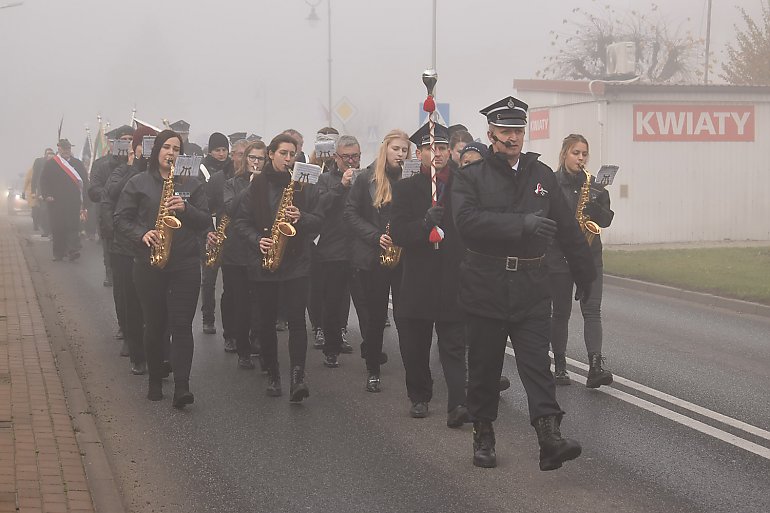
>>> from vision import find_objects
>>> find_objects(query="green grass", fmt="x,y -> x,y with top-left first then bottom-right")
603,247 -> 770,305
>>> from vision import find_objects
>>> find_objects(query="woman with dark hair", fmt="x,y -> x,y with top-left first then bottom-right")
232,134 -> 322,402
115,130 -> 212,407
343,129 -> 410,392
218,140 -> 267,370
546,134 -> 614,388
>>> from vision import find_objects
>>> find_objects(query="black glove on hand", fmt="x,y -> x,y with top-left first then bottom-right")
575,281 -> 593,303
523,210 -> 557,240
583,202 -> 601,220
424,205 -> 445,227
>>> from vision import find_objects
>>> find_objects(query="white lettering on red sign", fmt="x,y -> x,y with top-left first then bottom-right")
529,109 -> 550,140
633,105 -> 754,141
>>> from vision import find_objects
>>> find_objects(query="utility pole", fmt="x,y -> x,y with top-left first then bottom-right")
704,0 -> 713,84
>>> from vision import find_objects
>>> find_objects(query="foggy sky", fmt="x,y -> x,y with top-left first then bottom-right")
0,0 -> 763,184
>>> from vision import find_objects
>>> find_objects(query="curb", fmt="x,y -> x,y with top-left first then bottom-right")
16,226 -> 127,513
605,274 -> 770,319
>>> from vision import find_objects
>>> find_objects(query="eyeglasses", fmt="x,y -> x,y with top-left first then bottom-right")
337,153 -> 361,161
247,155 -> 266,162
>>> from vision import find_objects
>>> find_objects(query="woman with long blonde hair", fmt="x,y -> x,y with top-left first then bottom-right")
343,129 -> 410,392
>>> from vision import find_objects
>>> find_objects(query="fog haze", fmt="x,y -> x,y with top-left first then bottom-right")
0,0 -> 763,182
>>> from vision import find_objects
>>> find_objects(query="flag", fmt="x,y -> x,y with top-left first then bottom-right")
57,116 -> 64,141
93,123 -> 110,160
81,129 -> 92,170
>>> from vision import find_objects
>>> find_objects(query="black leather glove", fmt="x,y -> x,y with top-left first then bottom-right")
424,205 -> 445,227
523,210 -> 557,240
583,202 -> 601,221
574,281 -> 593,303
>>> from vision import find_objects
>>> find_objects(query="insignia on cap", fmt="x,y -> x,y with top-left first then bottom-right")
507,99 -> 515,109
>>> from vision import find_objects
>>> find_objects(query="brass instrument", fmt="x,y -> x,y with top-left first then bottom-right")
150,159 -> 182,268
204,214 -> 230,268
576,165 -> 601,246
262,179 -> 297,272
380,223 -> 402,269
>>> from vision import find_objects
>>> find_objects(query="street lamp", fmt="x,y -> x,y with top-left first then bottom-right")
305,0 -> 332,127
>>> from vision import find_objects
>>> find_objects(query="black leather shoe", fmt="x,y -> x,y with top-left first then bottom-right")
586,353 -> 613,388
119,341 -> 130,357
410,402 -> 429,418
323,354 -> 339,368
130,361 -> 147,375
366,374 -> 381,393
266,365 -> 282,396
289,366 -> 310,403
534,415 -> 582,471
553,353 -> 571,386
223,338 -> 237,353
313,328 -> 325,349
447,405 -> 470,428
238,356 -> 255,370
473,421 -> 497,468
202,323 -> 216,335
172,386 -> 195,409
147,380 -> 163,401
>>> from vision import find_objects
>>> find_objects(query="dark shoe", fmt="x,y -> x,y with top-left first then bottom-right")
103,279 -> 113,287
447,405 -> 471,428
238,356 -> 255,370
499,375 -> 511,392
119,341 -> 130,357
534,415 -> 582,471
554,353 -> 571,386
472,421 -> 497,468
289,366 -> 310,403
586,353 -> 613,388
161,360 -> 172,379
114,329 -> 124,340
323,353 -> 339,368
410,402 -> 429,419
223,338 -> 237,353
276,321 -> 288,332
266,365 -> 282,396
172,384 -> 195,409
147,380 -> 163,401
68,251 -> 81,261
313,328 -> 325,349
130,361 -> 147,375
202,323 -> 216,335
366,373 -> 381,393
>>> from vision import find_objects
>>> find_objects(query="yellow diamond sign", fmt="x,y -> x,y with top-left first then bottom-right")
334,97 -> 357,124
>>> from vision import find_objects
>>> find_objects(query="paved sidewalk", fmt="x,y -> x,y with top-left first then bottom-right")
0,220 -> 95,513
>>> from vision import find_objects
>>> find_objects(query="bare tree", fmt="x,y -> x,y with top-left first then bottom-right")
538,2 -> 703,84
720,0 -> 770,85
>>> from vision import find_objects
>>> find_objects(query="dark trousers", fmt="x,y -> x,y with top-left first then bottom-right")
200,261 -> 219,325
349,268 -> 369,347
466,312 -> 562,424
550,270 -> 604,355
399,319 -> 467,412
222,265 -> 251,358
111,253 -> 144,364
251,277 -> 309,369
48,201 -> 80,259
309,258 -> 350,330
355,265 -> 402,374
133,263 -> 200,384
318,261 -> 350,356
101,238 -> 113,282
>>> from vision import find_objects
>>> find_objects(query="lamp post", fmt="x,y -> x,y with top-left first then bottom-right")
305,0 -> 332,127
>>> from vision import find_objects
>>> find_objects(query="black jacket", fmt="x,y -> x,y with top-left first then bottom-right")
545,167 -> 614,273
343,164 -> 400,271
205,157 -> 235,219
40,155 -> 89,210
232,163 -> 323,282
451,150 -> 596,322
104,160 -> 144,256
315,163 -> 352,263
391,170 -> 465,321
220,173 -> 251,267
88,155 -> 121,203
114,168 -> 211,271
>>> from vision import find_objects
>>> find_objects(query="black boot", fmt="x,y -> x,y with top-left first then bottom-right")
266,364 -> 282,396
586,353 -> 613,388
472,421 -> 496,468
172,381 -> 195,409
553,352 -> 571,386
289,365 -> 310,403
533,415 -> 581,471
147,378 -> 163,401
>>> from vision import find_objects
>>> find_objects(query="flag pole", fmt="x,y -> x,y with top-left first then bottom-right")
422,69 -> 441,250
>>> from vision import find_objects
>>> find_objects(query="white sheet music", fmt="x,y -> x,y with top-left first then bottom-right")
595,165 -> 619,186
113,139 -> 131,157
401,159 -> 422,179
174,155 -> 203,176
141,136 -> 155,157
292,162 -> 322,185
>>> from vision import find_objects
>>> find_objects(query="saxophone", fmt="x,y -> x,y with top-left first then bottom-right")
576,165 -> 601,246
204,214 -> 230,268
262,181 -> 297,272
379,223 -> 402,269
150,160 -> 182,268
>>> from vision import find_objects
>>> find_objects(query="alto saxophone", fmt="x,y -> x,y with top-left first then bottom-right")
150,159 -> 182,269
262,181 -> 297,272
576,165 -> 601,246
380,223 -> 402,269
204,214 -> 230,268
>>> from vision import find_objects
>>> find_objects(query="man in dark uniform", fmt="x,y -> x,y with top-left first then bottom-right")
31,148 -> 55,236
452,96 -> 596,470
170,120 -> 204,156
390,122 -> 468,426
40,139 -> 89,261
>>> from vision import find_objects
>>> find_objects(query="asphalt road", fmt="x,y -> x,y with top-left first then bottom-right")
13,216 -> 770,513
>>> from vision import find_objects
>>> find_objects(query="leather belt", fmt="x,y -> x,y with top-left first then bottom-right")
467,250 -> 545,272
